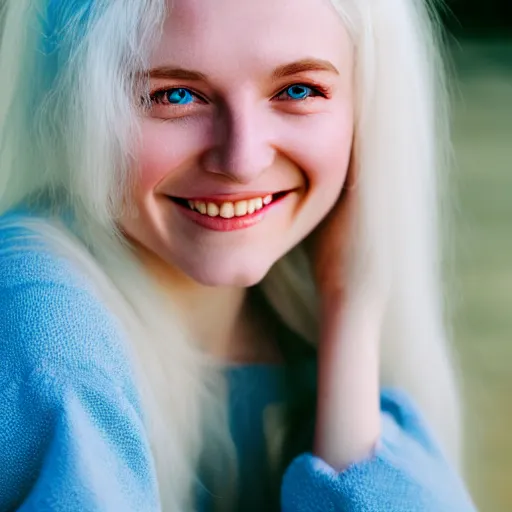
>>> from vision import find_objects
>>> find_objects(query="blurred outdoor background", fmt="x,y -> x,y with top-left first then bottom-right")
443,2 -> 511,511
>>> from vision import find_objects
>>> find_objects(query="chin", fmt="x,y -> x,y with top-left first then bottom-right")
180,257 -> 274,288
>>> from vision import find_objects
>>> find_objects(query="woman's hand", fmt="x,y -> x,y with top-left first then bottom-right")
307,162 -> 385,471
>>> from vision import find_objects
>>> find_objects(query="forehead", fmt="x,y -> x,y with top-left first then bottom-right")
151,0 -> 351,74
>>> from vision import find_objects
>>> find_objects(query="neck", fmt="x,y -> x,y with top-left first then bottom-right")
134,244 -> 282,364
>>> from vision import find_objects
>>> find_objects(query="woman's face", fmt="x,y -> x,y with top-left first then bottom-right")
121,0 -> 354,287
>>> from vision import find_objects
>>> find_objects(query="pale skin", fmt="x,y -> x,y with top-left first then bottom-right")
308,164 -> 382,468
121,0 -> 381,471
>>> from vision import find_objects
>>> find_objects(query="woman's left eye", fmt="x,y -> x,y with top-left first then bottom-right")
276,84 -> 323,101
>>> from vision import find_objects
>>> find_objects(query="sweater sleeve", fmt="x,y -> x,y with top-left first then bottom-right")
280,390 -> 477,512
1,372 -> 161,512
0,217 -> 160,512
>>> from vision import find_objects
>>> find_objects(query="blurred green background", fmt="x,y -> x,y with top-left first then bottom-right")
444,3 -> 511,511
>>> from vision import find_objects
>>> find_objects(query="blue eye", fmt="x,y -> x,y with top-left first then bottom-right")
284,84 -> 313,100
166,88 -> 194,105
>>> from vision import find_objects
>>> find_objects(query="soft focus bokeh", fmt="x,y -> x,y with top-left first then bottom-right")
445,4 -> 511,510
0,2 -> 509,510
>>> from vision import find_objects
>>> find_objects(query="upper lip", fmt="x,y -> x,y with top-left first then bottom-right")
168,189 -> 294,203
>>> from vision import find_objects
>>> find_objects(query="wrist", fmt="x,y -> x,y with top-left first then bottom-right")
319,289 -> 383,324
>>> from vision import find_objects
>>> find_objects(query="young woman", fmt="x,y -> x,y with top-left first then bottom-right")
0,0 -> 476,510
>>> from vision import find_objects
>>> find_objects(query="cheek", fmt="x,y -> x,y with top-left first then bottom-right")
314,130 -> 352,190
134,120 -> 207,195
289,110 -> 354,194
280,108 -> 354,241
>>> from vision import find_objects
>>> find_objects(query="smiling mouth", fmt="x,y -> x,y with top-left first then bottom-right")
169,191 -> 290,219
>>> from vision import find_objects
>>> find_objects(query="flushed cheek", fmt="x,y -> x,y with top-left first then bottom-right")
135,120 -> 209,194
286,113 -> 353,192
282,115 -> 353,241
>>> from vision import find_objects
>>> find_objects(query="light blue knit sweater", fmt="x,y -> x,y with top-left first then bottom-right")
0,210 -> 476,511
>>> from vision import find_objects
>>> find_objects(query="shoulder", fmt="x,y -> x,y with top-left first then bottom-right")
0,211 -> 161,510
0,209 -> 135,391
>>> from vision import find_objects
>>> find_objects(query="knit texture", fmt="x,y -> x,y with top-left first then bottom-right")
0,211 -> 476,511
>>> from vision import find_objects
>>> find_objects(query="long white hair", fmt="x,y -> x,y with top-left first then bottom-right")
0,0 -> 462,509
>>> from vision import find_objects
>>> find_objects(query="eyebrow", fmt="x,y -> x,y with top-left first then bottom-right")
271,58 -> 340,79
146,58 -> 339,82
147,67 -> 208,81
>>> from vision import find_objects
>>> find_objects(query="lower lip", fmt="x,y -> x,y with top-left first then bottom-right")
172,195 -> 288,232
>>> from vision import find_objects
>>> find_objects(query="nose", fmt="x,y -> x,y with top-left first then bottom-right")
202,98 -> 276,183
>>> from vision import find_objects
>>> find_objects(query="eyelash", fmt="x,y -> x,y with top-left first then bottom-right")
148,82 -> 330,107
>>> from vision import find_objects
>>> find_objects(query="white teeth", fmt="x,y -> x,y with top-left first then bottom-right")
219,202 -> 235,218
207,203 -> 219,217
195,201 -> 207,214
187,194 -> 276,218
234,200 -> 248,217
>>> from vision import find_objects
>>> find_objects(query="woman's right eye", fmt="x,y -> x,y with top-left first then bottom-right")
150,87 -> 202,106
